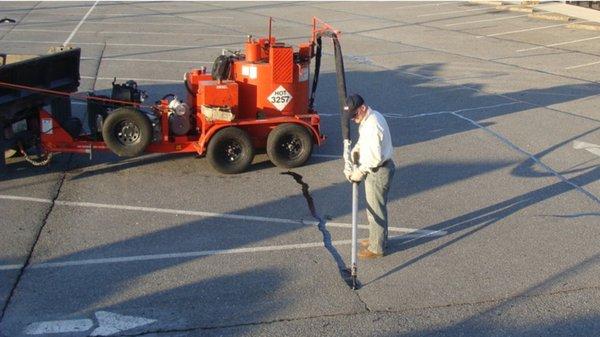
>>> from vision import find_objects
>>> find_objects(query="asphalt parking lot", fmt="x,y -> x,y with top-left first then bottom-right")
1,1 -> 599,336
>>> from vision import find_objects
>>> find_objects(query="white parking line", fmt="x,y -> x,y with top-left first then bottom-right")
2,40 -> 233,49
80,76 -> 182,83
20,20 -> 240,28
0,264 -> 27,271
0,195 -> 445,236
88,14 -> 234,19
63,0 -> 99,47
81,57 -> 211,64
0,231 -> 439,271
565,60 -> 600,70
6,11 -> 233,19
418,7 -> 492,17
517,35 -> 600,52
477,22 -> 580,38
445,14 -> 527,27
0,195 -> 54,204
450,113 -> 600,204
395,2 -> 454,9
11,28 -> 246,38
573,141 -> 600,157
296,102 -> 520,120
385,102 -> 520,119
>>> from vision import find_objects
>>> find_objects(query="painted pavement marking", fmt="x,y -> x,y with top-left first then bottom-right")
63,0 -> 99,47
573,141 -> 600,157
395,2 -> 454,9
23,311 -> 155,336
445,14 -> 528,27
419,7 -> 493,17
24,319 -> 93,335
0,194 -> 442,236
565,60 -> 600,70
1,232 -> 443,271
517,35 -> 600,52
478,22 -> 584,38
12,28 -> 245,38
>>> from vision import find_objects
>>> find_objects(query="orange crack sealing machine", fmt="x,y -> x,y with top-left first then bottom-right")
0,18 -> 342,174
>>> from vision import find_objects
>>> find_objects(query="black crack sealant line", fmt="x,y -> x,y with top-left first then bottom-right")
282,171 -> 359,289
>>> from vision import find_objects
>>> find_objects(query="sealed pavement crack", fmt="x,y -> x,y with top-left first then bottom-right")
281,171 -> 355,288
111,310 -> 371,337
0,154 -> 72,325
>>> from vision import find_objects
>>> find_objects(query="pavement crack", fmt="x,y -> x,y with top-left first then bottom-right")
355,291 -> 372,312
115,284 -> 600,336
280,171 -> 355,288
112,310 -> 370,337
0,1 -> 40,41
0,154 -> 72,325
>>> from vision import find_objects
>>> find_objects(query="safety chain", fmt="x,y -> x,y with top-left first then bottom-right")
18,143 -> 53,167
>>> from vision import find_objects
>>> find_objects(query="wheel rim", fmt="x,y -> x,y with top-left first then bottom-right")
115,120 -> 141,145
278,134 -> 303,160
220,139 -> 243,163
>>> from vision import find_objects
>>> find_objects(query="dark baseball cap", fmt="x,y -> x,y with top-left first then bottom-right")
344,94 -> 364,116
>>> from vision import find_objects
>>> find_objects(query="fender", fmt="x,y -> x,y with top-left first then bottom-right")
197,116 -> 324,155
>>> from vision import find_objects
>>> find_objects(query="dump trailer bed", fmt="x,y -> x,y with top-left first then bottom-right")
0,48 -> 81,170
0,48 -> 80,123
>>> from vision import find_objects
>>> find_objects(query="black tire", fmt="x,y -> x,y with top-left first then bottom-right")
102,107 -> 152,157
207,127 -> 255,174
267,123 -> 313,168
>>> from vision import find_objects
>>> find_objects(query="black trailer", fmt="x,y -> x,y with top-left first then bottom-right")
0,47 -> 80,172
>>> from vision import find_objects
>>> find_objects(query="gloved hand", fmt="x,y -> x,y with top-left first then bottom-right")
343,139 -> 353,179
342,139 -> 352,163
348,169 -> 366,183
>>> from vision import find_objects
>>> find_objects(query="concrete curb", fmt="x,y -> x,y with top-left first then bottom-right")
469,1 -> 600,27
533,3 -> 600,23
496,5 -> 534,13
529,11 -> 574,22
567,21 -> 600,31
468,1 -> 503,6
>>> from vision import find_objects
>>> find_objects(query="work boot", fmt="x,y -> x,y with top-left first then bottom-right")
358,247 -> 383,260
359,239 -> 387,249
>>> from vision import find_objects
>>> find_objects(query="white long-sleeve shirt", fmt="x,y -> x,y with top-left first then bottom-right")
353,107 -> 393,173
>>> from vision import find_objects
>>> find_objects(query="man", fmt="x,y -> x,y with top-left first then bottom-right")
344,94 -> 395,259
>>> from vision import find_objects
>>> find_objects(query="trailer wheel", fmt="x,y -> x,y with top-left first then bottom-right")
207,127 -> 255,174
267,123 -> 313,168
102,107 -> 152,157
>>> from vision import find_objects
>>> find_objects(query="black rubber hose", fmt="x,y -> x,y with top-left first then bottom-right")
310,32 -> 350,140
332,35 -> 350,141
211,55 -> 232,81
184,79 -> 195,96
309,36 -> 322,110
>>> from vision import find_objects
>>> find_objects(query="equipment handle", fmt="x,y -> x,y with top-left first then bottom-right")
351,178 -> 358,289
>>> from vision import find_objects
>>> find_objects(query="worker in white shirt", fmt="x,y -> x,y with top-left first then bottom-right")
344,94 -> 395,259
